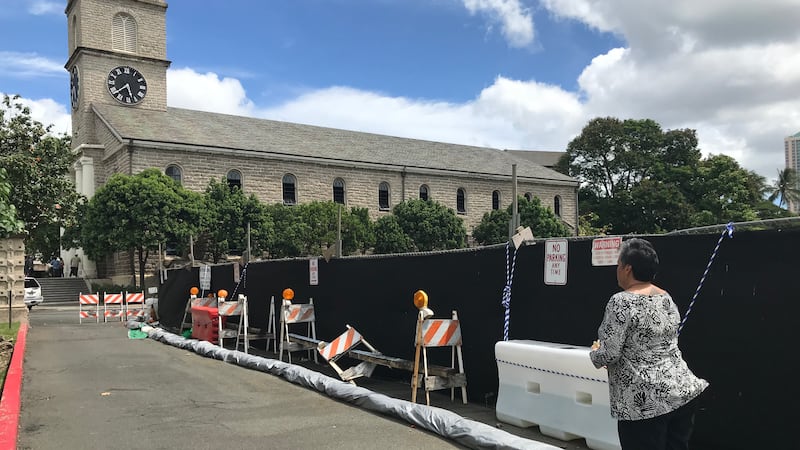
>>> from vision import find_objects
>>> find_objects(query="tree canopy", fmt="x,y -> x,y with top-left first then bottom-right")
390,199 -> 466,251
768,168 -> 800,210
560,116 -> 791,234
0,94 -> 82,255
0,168 -> 23,237
196,178 -> 274,263
472,195 -> 570,245
78,169 -> 204,287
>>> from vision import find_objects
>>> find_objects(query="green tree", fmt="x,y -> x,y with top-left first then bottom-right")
567,116 -> 770,232
0,168 -> 23,237
689,154 -> 763,225
264,202 -> 375,258
472,196 -> 570,245
0,94 -> 82,256
392,199 -> 466,251
341,206 -> 375,255
198,178 -> 274,262
79,169 -> 204,287
266,204 -> 309,258
767,168 -> 800,211
373,215 -> 413,254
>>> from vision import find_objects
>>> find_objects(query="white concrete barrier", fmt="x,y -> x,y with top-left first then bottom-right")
495,340 -> 620,450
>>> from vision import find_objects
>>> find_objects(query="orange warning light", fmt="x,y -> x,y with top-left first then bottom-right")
217,289 -> 228,299
413,290 -> 429,309
282,288 -> 295,301
189,287 -> 199,296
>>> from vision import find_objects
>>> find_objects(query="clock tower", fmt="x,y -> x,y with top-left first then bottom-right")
65,0 -> 171,151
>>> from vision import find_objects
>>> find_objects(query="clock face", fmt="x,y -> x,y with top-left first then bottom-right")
106,65 -> 147,105
70,66 -> 80,110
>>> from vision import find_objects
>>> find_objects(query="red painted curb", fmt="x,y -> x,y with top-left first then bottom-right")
0,323 -> 28,450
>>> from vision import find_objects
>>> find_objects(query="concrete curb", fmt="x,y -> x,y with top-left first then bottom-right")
0,323 -> 28,450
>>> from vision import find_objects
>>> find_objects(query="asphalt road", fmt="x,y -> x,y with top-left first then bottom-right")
18,305 -> 464,450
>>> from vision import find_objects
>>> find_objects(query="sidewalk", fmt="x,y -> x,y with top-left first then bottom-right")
14,306 -> 589,449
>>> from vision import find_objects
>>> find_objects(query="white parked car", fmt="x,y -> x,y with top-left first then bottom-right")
24,277 -> 44,310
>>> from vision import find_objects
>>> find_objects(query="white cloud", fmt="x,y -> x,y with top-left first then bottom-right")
28,1 -> 62,16
540,0 -> 800,181
0,93 -> 71,135
462,0 -> 535,47
0,52 -> 64,77
167,68 -> 255,116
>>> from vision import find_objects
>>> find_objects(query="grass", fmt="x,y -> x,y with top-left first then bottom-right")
0,322 -> 21,395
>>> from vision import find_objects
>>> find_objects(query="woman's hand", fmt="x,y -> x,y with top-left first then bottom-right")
591,340 -> 600,351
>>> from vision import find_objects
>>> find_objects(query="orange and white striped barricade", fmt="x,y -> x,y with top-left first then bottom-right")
278,298 -> 318,364
317,325 -> 381,384
79,293 -> 100,323
124,291 -> 145,320
411,310 -> 467,406
103,292 -> 125,322
217,294 -> 250,352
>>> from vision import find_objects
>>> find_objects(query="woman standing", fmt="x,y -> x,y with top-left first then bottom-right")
590,238 -> 708,450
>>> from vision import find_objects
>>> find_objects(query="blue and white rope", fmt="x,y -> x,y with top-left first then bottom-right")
678,222 -> 734,335
496,359 -> 608,384
227,262 -> 248,301
501,242 -> 518,341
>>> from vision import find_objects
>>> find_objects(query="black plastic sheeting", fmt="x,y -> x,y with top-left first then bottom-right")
137,323 -> 559,450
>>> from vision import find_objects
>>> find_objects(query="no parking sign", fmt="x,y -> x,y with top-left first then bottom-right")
544,239 -> 568,285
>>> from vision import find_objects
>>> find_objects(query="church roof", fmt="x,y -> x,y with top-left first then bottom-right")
504,150 -> 565,168
93,104 -> 577,184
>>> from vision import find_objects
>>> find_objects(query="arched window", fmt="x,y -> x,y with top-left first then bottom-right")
333,178 -> 346,204
72,15 -> 78,49
378,182 -> 390,211
165,164 -> 182,185
419,184 -> 429,201
492,190 -> 501,210
111,13 -> 137,53
524,192 -> 533,202
554,195 -> 562,217
227,169 -> 242,190
456,188 -> 466,214
282,174 -> 297,205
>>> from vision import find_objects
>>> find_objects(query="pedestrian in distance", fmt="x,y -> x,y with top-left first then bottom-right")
589,238 -> 708,450
69,254 -> 80,277
49,256 -> 62,277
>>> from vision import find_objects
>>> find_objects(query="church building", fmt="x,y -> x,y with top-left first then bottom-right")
65,0 -> 578,279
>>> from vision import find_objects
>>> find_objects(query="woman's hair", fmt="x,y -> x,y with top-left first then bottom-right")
619,238 -> 659,282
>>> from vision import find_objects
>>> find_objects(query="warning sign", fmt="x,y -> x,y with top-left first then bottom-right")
309,258 -> 319,286
199,265 -> 211,290
592,237 -> 622,266
544,239 -> 568,285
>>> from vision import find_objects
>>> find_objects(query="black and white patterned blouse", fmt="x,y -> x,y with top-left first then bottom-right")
589,291 -> 708,421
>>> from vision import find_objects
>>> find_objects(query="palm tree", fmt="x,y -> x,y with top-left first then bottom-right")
768,168 -> 800,210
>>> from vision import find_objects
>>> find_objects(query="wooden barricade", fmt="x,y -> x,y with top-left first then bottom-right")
411,310 -> 467,406
278,297 -> 318,364
317,325 -> 380,384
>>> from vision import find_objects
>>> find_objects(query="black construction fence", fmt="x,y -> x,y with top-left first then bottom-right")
156,228 -> 797,450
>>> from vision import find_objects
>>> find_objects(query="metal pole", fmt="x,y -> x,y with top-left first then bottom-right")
336,205 -> 342,257
189,234 -> 195,265
510,164 -> 519,239
247,222 -> 252,264
8,290 -> 12,326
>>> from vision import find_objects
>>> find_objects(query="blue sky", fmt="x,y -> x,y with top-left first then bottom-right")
2,0 -> 799,182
